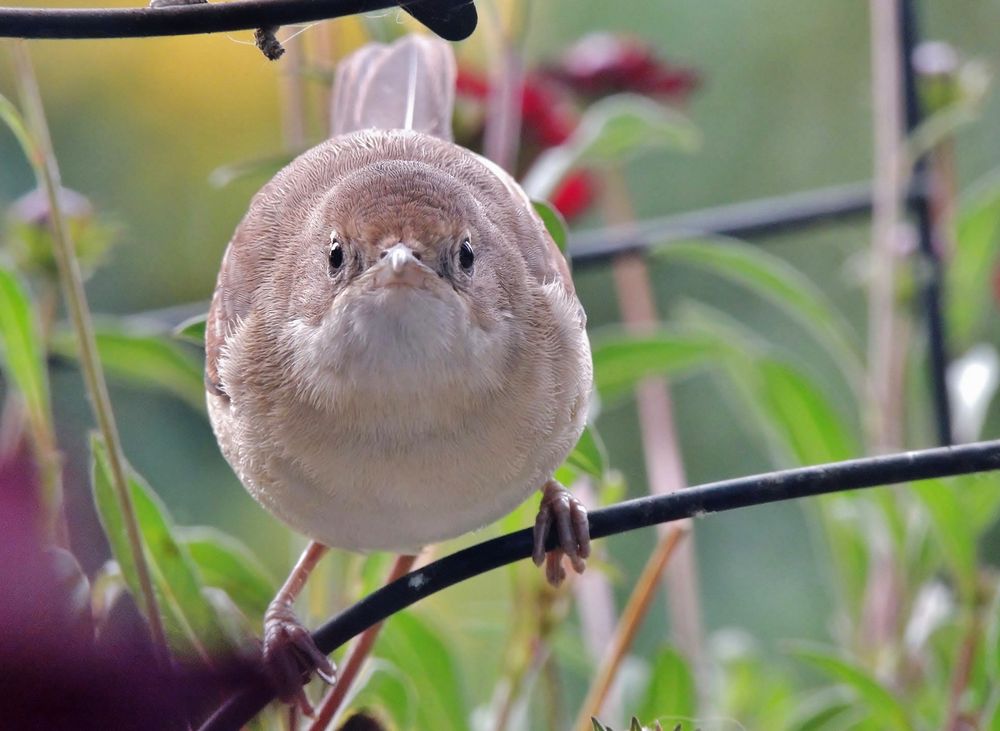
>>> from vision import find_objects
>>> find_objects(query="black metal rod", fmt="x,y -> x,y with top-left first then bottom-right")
0,0 -> 476,41
898,0 -> 954,446
199,439 -> 1000,730
568,177 -> 926,266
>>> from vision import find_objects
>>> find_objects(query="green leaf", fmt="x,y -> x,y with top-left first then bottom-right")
677,301 -> 860,466
374,612 -> 468,729
564,425 -> 608,479
177,527 -> 277,624
208,150 -> 298,188
958,474 -> 1000,534
532,199 -> 569,254
793,646 -> 913,731
0,91 -> 42,172
0,267 -> 50,430
654,239 -> 864,388
629,717 -> 643,731
638,647 -> 696,726
348,658 -> 415,730
949,167 -> 1000,346
743,358 -> 860,465
592,720 -> 610,731
911,479 -> 978,603
52,324 -> 204,412
786,688 -> 855,731
591,329 -> 730,403
173,312 -> 207,346
573,95 -> 700,166
523,94 -> 698,198
90,435 -> 232,658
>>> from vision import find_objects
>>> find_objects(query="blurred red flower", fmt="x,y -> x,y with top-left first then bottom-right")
0,442 -> 255,730
455,34 -> 697,222
544,33 -> 700,101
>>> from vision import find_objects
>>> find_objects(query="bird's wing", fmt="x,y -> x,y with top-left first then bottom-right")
472,151 -> 576,297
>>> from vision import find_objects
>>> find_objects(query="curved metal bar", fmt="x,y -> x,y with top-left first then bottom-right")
0,0 -> 477,41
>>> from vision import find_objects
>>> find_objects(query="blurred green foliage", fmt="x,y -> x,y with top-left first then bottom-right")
3,2 -> 1000,730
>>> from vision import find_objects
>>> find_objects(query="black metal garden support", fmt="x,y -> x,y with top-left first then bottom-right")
0,0 -> 477,41
568,177 -> 928,265
899,0 -> 954,446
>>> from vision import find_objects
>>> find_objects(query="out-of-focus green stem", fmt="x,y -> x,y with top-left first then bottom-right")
571,524 -> 689,731
9,41 -> 169,662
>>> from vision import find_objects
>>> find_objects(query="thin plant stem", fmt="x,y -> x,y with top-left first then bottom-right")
9,41 -> 169,660
604,166 -> 704,671
307,553 -> 418,731
944,610 -> 981,731
866,0 -> 907,454
571,525 -> 689,731
860,0 -> 908,662
490,579 -> 566,731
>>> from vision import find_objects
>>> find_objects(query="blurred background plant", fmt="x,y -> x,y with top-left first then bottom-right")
2,1 -> 1000,729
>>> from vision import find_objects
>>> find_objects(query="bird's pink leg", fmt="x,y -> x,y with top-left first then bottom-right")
263,540 -> 335,716
532,480 -> 591,586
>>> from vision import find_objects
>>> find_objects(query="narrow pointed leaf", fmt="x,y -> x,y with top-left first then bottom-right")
949,167 -> 1000,345
654,239 -> 863,385
91,436 -> 233,658
0,91 -> 42,171
173,312 -> 207,346
638,647 -> 696,726
532,200 -> 569,254
793,647 -> 912,731
565,425 -> 608,479
911,479 -> 977,602
208,149 -> 298,188
523,95 -> 698,198
591,329 -> 730,403
0,267 -> 50,430
52,325 -> 204,412
374,612 -> 468,729
678,301 -> 860,466
177,527 -> 277,624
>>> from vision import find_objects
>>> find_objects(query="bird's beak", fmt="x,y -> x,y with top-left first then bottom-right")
373,243 -> 432,288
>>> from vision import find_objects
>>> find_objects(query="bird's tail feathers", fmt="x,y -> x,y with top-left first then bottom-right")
329,34 -> 456,141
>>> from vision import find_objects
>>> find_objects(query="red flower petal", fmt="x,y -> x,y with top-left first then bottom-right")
552,171 -> 598,221
547,33 -> 700,101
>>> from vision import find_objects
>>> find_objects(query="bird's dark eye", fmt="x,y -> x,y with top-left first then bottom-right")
329,240 -> 344,272
459,239 -> 474,270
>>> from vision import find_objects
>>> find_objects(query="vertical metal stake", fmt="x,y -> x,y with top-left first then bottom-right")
898,0 -> 954,445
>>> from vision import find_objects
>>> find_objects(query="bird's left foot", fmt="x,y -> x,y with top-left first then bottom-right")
262,600 -> 336,716
532,480 -> 591,586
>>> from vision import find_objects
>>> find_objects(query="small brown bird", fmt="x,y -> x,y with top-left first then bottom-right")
206,34 -> 592,708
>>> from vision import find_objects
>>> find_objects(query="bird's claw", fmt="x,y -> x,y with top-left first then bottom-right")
262,601 -> 336,716
532,480 -> 591,587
